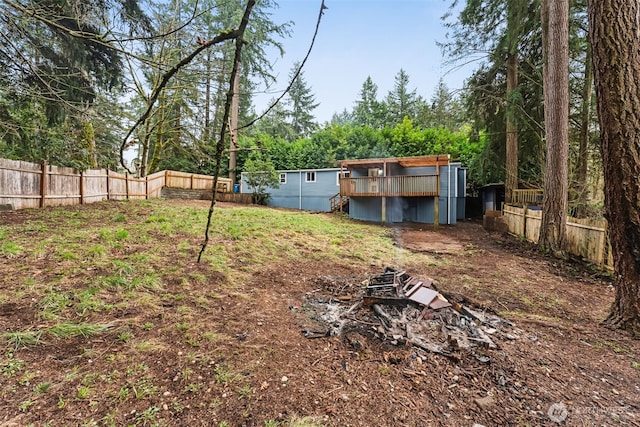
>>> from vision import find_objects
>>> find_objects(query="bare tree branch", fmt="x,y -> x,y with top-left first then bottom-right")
198,0 -> 256,263
238,0 -> 327,131
119,29 -> 240,171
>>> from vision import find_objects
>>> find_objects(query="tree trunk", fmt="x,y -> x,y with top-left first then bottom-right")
588,0 -> 640,335
228,65 -> 240,184
505,52 -> 519,204
574,47 -> 593,218
538,0 -> 569,255
203,49 -> 212,146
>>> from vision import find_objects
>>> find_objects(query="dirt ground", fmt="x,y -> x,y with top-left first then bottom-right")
1,201 -> 639,426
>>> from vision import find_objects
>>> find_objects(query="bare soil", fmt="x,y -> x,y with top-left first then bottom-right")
1,200 -> 639,426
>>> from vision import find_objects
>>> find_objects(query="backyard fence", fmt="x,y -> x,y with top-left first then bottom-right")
503,205 -> 613,269
0,158 -> 235,210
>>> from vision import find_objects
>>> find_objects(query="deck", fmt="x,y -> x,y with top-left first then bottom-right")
339,175 -> 439,197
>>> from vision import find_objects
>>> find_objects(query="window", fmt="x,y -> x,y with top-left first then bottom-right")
337,171 -> 350,185
279,173 -> 287,184
305,171 -> 316,183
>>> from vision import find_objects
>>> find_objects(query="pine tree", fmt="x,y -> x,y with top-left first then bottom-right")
353,76 -> 386,129
385,69 -> 421,125
285,63 -> 319,139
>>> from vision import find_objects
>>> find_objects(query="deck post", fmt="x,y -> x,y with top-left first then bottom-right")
381,161 -> 387,224
339,164 -> 343,214
434,165 -> 440,227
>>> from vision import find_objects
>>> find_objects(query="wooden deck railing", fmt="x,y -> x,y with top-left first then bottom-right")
512,189 -> 543,205
339,175 -> 439,197
329,193 -> 349,212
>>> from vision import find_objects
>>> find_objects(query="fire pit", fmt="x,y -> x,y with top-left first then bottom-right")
294,267 -> 523,363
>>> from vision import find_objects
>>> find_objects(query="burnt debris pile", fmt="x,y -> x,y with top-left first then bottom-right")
295,267 -> 523,362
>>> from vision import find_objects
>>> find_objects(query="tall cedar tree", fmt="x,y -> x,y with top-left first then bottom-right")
589,0 -> 640,335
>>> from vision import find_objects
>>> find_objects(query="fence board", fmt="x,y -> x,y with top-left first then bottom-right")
566,218 -> 607,267
503,205 -> 525,236
147,171 -> 165,198
0,159 -> 42,209
524,209 -> 542,243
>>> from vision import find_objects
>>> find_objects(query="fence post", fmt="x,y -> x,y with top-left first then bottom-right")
145,176 -> 149,199
125,172 -> 130,200
40,160 -> 47,208
599,222 -> 607,268
522,206 -> 527,240
190,174 -> 193,189
106,169 -> 110,200
79,170 -> 84,204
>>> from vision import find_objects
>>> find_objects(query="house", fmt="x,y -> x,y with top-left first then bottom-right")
240,168 -> 342,212
338,155 -> 466,225
240,155 -> 466,225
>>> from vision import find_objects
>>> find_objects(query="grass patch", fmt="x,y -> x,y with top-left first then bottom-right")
0,353 -> 24,377
48,322 -> 111,339
3,330 -> 42,349
0,241 -> 23,257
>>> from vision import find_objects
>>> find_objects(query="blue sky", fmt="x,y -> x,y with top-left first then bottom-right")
252,0 -> 473,123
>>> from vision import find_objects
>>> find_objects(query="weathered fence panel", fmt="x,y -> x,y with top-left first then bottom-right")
1,157 -> 243,210
0,158 -> 42,209
566,217 -> 608,267
83,169 -> 109,204
48,164 -> 80,206
107,171 -> 128,201
503,204 -> 611,269
147,171 -> 165,198
524,209 -> 542,243
503,205 -> 525,237
165,170 -> 232,192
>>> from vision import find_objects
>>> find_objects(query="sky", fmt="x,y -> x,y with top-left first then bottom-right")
252,0 -> 475,123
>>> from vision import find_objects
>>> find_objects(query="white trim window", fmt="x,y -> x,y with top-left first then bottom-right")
305,171 -> 316,183
279,173 -> 287,184
337,170 -> 350,185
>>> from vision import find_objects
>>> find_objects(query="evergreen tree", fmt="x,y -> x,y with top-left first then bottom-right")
443,0 -> 538,200
589,0 -> 640,334
353,76 -> 386,128
0,0 -> 151,167
538,0 -> 569,254
418,79 -> 465,131
385,69 -> 421,125
285,63 -> 319,138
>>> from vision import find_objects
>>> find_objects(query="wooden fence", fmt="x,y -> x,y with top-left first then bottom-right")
0,158 -> 234,210
503,205 -> 613,269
